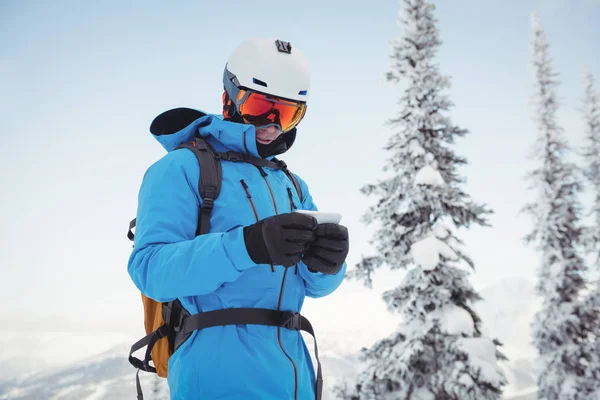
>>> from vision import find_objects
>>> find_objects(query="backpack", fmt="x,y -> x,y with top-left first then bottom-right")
126,108 -> 323,400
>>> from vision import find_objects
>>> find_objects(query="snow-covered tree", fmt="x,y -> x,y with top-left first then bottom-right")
523,13 -> 597,400
336,1 -> 507,398
580,69 -> 600,396
582,70 -> 600,264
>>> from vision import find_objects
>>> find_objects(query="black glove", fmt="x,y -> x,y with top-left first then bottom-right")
302,223 -> 349,275
243,213 -> 318,267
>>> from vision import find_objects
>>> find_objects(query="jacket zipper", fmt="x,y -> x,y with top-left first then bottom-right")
287,188 -> 298,210
277,266 -> 299,400
258,167 -> 299,400
240,179 -> 274,272
287,188 -> 299,275
257,166 -> 279,215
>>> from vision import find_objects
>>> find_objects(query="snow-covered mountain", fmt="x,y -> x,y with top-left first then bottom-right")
0,277 -> 539,399
475,277 -> 540,398
0,341 -> 355,400
476,277 -> 540,360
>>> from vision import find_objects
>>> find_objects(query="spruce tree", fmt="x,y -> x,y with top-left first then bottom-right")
582,70 -> 600,265
524,13 -> 595,400
580,69 -> 600,396
337,1 -> 506,398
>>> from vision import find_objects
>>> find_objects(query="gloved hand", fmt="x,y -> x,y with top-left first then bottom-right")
302,223 -> 349,275
243,213 -> 318,267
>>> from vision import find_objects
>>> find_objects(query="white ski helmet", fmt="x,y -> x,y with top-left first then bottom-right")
223,38 -> 311,104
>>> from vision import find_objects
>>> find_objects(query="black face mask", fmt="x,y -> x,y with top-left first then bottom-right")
256,128 -> 297,158
226,112 -> 297,158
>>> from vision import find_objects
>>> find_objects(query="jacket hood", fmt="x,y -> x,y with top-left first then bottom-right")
149,107 -> 295,158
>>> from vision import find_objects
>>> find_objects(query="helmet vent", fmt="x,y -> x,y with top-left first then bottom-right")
252,77 -> 268,87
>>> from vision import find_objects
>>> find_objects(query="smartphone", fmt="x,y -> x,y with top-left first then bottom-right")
294,210 -> 342,225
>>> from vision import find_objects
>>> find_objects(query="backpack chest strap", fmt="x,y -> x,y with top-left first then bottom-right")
214,150 -> 287,170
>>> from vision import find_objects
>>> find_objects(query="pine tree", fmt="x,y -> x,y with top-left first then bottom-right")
336,1 -> 506,398
582,70 -> 600,265
580,69 -> 600,395
524,13 -> 596,400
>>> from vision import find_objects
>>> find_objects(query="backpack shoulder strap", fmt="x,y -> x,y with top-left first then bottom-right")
176,136 -> 222,236
127,137 -> 221,241
283,169 -> 304,205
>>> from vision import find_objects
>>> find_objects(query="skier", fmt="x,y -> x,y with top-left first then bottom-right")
127,37 -> 349,400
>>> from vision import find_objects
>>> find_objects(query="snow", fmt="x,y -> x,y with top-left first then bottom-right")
475,277 -> 540,361
0,331 -> 135,372
408,138 -> 426,157
411,234 -> 457,270
57,371 -> 86,386
0,387 -> 31,400
530,12 -> 542,35
549,258 -> 564,279
438,239 -> 459,261
411,236 -> 441,270
50,384 -> 84,399
457,370 -> 474,386
559,375 -> 579,399
424,152 -> 435,164
433,224 -> 451,239
457,337 -> 501,384
84,379 -> 110,400
433,304 -> 475,336
446,235 -> 470,260
409,388 -> 435,400
414,165 -> 445,186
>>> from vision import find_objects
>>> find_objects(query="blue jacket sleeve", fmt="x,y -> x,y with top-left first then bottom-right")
127,150 -> 255,302
293,174 -> 347,298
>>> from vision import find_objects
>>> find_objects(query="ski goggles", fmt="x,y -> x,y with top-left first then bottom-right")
234,89 -> 307,133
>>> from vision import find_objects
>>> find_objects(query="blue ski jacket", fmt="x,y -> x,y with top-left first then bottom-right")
127,113 -> 347,400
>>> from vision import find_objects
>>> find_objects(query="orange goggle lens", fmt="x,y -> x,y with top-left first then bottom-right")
237,90 -> 306,132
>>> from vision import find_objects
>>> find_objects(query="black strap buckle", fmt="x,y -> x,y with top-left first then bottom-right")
276,159 -> 288,170
220,151 -> 240,162
220,151 -> 255,163
194,137 -> 209,151
280,311 -> 301,331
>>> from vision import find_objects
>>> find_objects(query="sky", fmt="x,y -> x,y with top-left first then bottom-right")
1,0 -> 599,365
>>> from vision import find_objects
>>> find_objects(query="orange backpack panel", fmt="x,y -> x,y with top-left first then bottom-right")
141,293 -> 171,377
